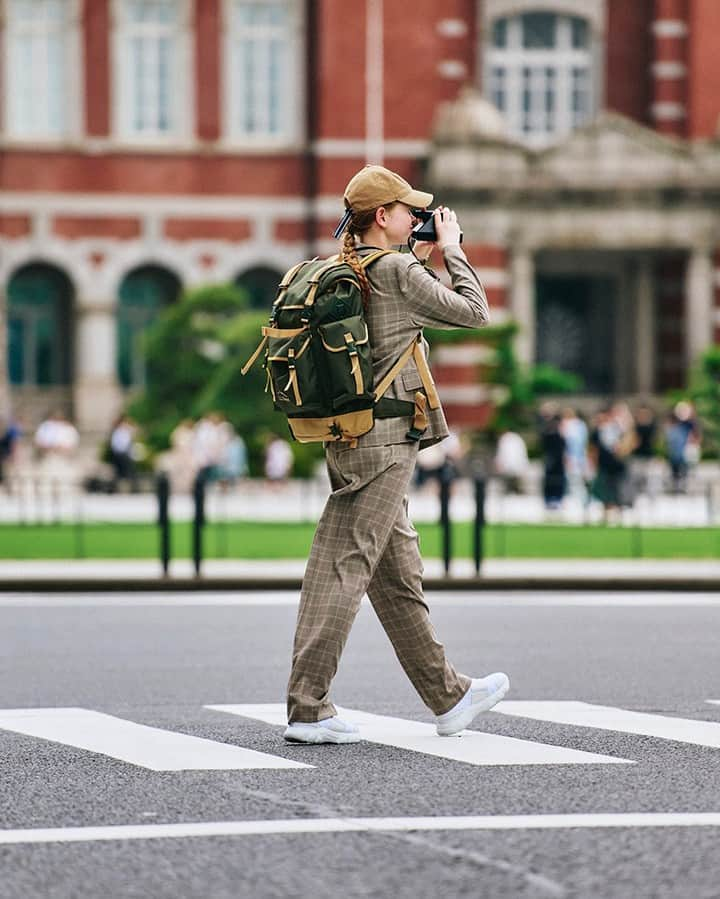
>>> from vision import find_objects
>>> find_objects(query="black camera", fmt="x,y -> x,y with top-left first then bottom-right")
411,208 -> 463,244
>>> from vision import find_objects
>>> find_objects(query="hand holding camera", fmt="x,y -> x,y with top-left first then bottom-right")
411,205 -> 463,249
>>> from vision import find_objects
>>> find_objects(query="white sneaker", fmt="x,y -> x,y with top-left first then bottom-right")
284,716 -> 361,744
436,673 -> 510,736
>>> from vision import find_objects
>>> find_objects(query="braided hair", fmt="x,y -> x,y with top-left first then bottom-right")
339,204 -> 396,310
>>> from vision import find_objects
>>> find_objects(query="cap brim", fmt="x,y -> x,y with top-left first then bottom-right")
398,188 -> 433,209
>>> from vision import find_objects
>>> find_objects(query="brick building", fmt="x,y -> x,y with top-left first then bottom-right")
1,0 -> 719,437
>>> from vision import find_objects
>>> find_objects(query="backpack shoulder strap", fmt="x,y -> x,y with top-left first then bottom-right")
359,249 -> 398,270
280,258 -> 316,289
374,334 -> 440,410
374,336 -> 420,401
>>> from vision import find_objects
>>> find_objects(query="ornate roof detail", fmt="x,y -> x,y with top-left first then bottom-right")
427,110 -> 720,193
432,87 -> 508,143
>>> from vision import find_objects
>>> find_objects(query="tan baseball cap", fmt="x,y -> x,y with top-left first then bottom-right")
344,165 -> 433,213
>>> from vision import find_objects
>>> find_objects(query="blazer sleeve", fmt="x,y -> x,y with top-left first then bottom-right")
398,245 -> 491,330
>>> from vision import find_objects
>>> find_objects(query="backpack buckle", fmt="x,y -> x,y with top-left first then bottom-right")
406,426 -> 425,442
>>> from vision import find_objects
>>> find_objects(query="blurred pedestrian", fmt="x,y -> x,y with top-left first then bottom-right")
34,410 -> 79,475
0,415 -> 22,486
213,414 -> 248,486
493,429 -> 528,494
415,429 -> 463,490
192,412 -> 226,480
611,402 -> 639,506
541,413 -> 566,510
630,403 -> 657,495
108,414 -> 139,492
561,408 -> 589,504
664,401 -> 700,493
589,404 -> 636,520
264,435 -> 293,484
165,418 -> 197,493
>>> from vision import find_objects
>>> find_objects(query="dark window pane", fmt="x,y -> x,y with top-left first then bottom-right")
491,66 -> 505,111
545,67 -> 555,124
492,18 -> 507,47
8,317 -> 24,385
235,266 -> 284,310
7,264 -> 71,385
117,265 -> 180,387
35,316 -> 53,385
571,17 -> 589,48
522,12 -> 556,48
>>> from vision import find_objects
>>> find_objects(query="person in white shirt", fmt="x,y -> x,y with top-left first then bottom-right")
494,429 -> 528,494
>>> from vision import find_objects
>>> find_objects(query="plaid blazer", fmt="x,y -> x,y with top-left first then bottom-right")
355,244 -> 490,449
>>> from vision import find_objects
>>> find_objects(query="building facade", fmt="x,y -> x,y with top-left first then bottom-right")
1,0 -> 719,436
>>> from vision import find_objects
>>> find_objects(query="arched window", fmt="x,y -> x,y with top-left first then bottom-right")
117,265 -> 181,387
485,11 -> 595,146
7,263 -> 73,385
235,265 -> 283,310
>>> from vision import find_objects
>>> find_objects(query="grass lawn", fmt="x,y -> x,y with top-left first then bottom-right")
1,521 -> 719,560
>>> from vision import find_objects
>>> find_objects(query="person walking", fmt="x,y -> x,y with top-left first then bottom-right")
540,411 -> 567,510
108,414 -> 139,492
284,164 -> 509,744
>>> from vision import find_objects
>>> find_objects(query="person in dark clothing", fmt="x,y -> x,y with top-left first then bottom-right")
633,405 -> 657,458
630,404 -> 657,496
0,417 -> 22,485
589,406 -> 629,518
541,413 -> 566,509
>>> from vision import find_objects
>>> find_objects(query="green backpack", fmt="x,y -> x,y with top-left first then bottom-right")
242,251 -> 439,444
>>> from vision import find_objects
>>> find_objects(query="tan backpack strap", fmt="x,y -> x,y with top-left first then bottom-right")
241,336 -> 268,376
412,339 -> 440,409
270,259 -> 315,318
262,325 -> 306,338
374,334 -> 441,412
374,337 -> 419,401
279,258 -> 314,290
303,257 -> 347,311
359,249 -> 397,269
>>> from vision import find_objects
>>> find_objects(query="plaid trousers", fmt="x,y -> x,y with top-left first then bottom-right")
287,441 -> 470,723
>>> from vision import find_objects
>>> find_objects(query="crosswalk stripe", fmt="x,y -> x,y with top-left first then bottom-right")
495,701 -> 720,749
3,813 -> 720,845
707,701 -> 720,706
0,708 -> 312,771
206,704 -> 633,766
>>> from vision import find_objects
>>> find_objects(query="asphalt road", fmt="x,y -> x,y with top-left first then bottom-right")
1,590 -> 720,898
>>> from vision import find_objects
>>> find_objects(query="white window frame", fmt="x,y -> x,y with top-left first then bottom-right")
483,9 -> 600,148
111,0 -> 194,146
1,0 -> 82,143
221,0 -> 305,150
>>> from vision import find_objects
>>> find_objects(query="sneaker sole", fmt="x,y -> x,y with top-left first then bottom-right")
283,726 -> 361,744
436,675 -> 510,736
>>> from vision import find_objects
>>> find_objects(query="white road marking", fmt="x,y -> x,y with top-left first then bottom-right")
0,708 -> 312,771
707,700 -> 720,706
3,813 -> 720,845
206,704 -> 632,766
495,701 -> 720,749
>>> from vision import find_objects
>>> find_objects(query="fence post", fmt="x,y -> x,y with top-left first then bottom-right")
192,470 -> 206,577
474,476 -> 486,575
439,462 -> 453,576
157,472 -> 171,576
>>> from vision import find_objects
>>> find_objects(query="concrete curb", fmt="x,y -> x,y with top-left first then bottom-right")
2,576 -> 720,593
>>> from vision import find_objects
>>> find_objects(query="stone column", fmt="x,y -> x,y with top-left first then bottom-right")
614,264 -> 634,394
510,247 -> 535,366
73,302 -> 123,437
635,257 -> 655,395
684,246 -> 714,376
